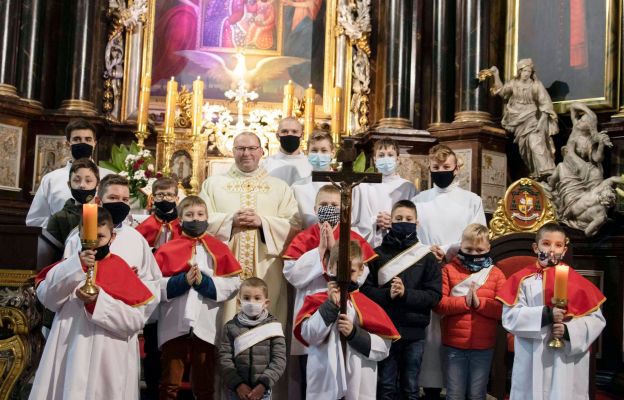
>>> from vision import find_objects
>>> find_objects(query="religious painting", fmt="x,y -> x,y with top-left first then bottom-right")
32,135 -> 71,193
481,151 -> 507,213
170,150 -> 193,186
0,123 -> 22,191
397,154 -> 429,192
454,149 -> 472,191
505,0 -> 620,112
150,0 -> 328,106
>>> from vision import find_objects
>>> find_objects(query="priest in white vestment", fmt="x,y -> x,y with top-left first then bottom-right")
412,144 -> 486,393
261,117 -> 312,186
200,132 -> 301,326
27,119 -> 113,228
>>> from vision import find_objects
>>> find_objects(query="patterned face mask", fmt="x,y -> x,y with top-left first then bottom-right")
317,205 -> 340,227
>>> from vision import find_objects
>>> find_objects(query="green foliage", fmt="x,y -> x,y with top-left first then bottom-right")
99,142 -> 141,173
353,152 -> 367,172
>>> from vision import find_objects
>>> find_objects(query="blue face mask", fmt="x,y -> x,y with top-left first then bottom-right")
375,156 -> 397,175
308,153 -> 332,170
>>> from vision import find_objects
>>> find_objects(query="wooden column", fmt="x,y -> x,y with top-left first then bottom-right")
429,0 -> 455,127
16,0 -> 45,106
0,0 -> 21,98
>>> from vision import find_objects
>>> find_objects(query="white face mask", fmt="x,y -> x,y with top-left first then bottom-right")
241,301 -> 265,317
375,156 -> 397,175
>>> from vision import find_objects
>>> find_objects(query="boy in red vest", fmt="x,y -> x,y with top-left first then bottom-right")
155,195 -> 242,400
136,176 -> 182,249
283,184 -> 376,396
294,240 -> 399,400
31,207 -> 155,399
497,223 -> 606,400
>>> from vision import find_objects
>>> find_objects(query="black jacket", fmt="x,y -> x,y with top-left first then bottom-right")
361,235 -> 442,341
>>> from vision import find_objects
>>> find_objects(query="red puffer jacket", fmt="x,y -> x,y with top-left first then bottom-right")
434,257 -> 506,350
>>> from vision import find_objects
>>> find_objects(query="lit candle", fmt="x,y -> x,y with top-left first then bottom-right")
137,73 -> 151,133
82,204 -> 98,244
304,84 -> 316,143
164,77 -> 178,134
283,80 -> 295,117
192,76 -> 204,137
553,264 -> 569,300
331,86 -> 343,143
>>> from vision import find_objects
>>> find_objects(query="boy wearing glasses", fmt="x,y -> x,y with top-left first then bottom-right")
137,177 -> 183,249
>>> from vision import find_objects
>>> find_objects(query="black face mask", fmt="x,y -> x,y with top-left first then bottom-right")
327,276 -> 360,293
182,220 -> 208,237
279,135 -> 301,154
457,250 -> 493,272
102,202 -> 130,225
71,187 -> 96,204
386,222 -> 418,248
94,242 -> 111,261
431,170 -> 456,188
154,200 -> 177,215
71,143 -> 94,160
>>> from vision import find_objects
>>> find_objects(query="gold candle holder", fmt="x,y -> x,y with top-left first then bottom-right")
547,297 -> 568,349
80,239 -> 100,295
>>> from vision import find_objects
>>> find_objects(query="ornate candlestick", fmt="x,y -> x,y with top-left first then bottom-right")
136,72 -> 151,149
81,204 -> 99,295
548,264 -> 569,349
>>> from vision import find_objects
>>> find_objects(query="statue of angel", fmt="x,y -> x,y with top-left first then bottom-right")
480,59 -> 559,180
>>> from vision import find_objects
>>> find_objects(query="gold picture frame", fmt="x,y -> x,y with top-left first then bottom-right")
505,0 -> 621,113
139,0 -> 347,120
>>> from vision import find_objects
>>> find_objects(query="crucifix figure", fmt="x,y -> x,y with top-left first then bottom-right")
312,137 -> 382,350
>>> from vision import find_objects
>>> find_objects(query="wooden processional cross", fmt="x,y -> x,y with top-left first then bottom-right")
312,137 -> 382,354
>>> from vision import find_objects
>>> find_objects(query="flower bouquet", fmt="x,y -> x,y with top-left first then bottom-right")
99,142 -> 161,209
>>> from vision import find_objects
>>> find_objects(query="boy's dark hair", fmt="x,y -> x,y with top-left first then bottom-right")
152,177 -> 178,195
65,119 -> 97,141
240,277 -> 269,298
69,158 -> 100,183
176,195 -> 207,216
391,200 -> 417,216
80,206 -> 114,231
373,137 -> 400,155
97,174 -> 129,198
535,222 -> 568,242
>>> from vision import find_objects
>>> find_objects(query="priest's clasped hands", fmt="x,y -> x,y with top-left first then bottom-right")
233,208 -> 262,229
464,282 -> 481,309
327,281 -> 355,337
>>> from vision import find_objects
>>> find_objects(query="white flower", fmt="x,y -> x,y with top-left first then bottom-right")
125,154 -> 136,165
133,170 -> 146,180
147,163 -> 154,172
118,171 -> 128,177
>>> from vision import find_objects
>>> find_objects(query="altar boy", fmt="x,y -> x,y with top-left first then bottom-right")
497,223 -> 606,400
155,195 -> 242,399
30,207 -> 155,400
135,176 -> 182,249
294,240 -> 399,400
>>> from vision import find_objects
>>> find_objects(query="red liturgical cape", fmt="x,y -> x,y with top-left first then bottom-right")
135,215 -> 182,247
294,290 -> 400,347
496,262 -> 606,317
36,254 -> 154,307
154,233 -> 242,277
283,224 -> 377,263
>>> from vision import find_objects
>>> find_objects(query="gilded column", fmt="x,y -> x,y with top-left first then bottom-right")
0,0 -> 21,97
453,0 -> 492,123
16,0 -> 45,105
59,0 -> 98,113
377,0 -> 414,129
429,0 -> 455,127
